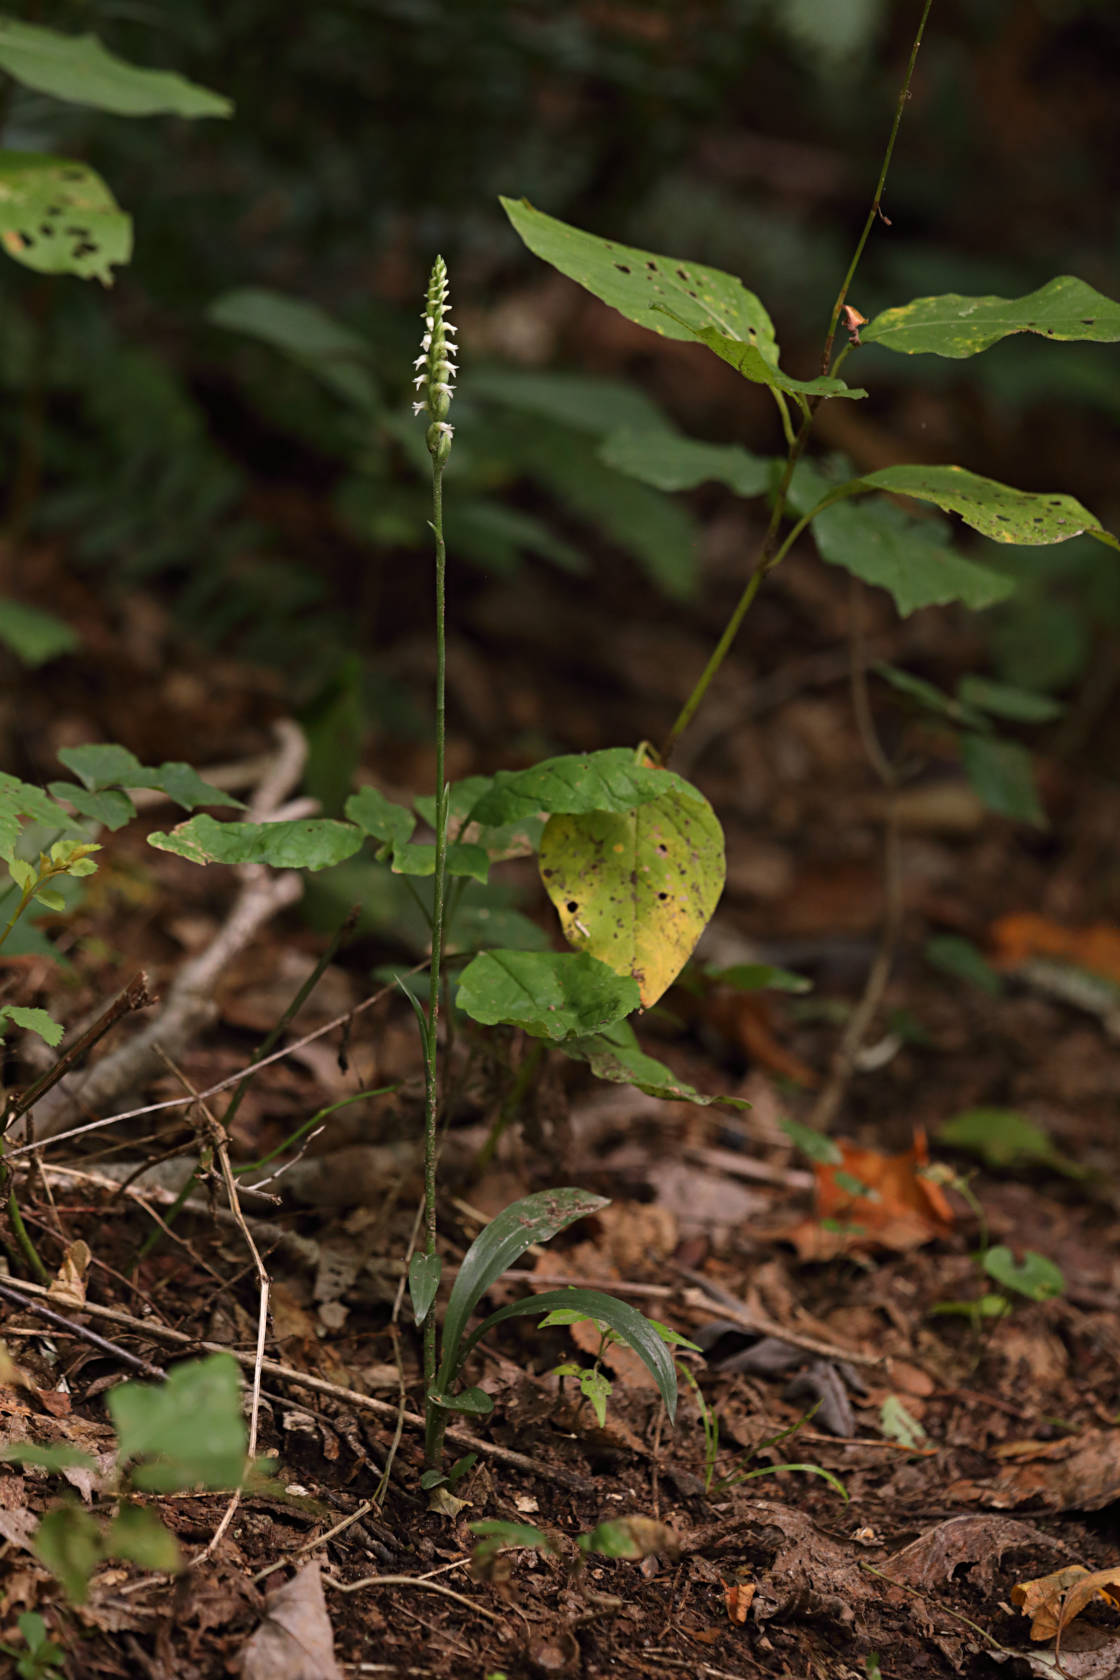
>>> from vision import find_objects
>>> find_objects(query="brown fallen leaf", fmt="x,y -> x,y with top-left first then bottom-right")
989,912 -> 1120,983
881,1514 -> 1070,1593
240,1561 -> 344,1680
1013,1561 -> 1120,1641
776,1128 -> 954,1258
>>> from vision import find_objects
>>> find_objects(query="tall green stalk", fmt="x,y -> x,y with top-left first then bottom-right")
662,0 -> 935,764
412,257 -> 458,1455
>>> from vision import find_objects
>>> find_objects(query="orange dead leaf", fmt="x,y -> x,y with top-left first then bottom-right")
779,1129 -> 954,1259
1012,1561 -> 1120,1642
722,1577 -> 756,1623
989,912 -> 1120,985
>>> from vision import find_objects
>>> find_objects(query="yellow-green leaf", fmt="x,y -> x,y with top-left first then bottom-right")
539,784 -> 724,1008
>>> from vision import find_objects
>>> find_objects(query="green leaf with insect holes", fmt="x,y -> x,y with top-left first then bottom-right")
0,152 -> 131,283
539,781 -> 724,1008
856,465 -> 1119,552
863,276 -> 1120,357
456,949 -> 639,1039
501,197 -> 861,401
148,814 -> 362,870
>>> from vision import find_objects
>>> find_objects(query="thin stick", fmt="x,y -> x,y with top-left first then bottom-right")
0,1278 -> 167,1378
323,1569 -> 500,1624
4,972 -> 155,1128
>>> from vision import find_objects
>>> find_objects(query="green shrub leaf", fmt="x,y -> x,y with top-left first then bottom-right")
346,785 -> 416,847
57,745 -> 240,810
34,1503 -> 102,1604
0,1005 -> 64,1046
472,749 -> 696,827
107,1353 -> 246,1492
560,1020 -> 747,1107
983,1246 -> 1065,1301
104,1505 -> 182,1574
864,276 -> 1120,357
0,599 -> 78,667
601,428 -> 774,495
0,1441 -> 97,1472
539,781 -> 724,1008
209,288 -> 378,409
148,814 -> 363,870
0,18 -> 231,117
955,677 -> 1064,724
959,734 -> 1045,826
938,1107 -> 1084,1178
0,152 -> 131,283
856,465 -> 1120,552
500,197 -> 861,400
457,949 -> 640,1039
436,1189 -> 609,1392
0,773 -> 77,857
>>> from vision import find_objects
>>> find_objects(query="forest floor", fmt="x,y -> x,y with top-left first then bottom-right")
3,478 -> 1120,1680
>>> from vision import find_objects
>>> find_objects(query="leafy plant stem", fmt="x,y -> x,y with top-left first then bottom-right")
1,1156 -> 50,1284
422,451 -> 450,1460
819,0 -> 936,377
661,0 -> 933,762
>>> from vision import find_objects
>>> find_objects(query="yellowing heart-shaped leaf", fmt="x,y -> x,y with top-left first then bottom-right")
539,783 -> 724,1007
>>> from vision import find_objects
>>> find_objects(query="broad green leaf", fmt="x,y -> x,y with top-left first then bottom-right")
32,886 -> 66,912
456,949 -> 640,1039
540,782 -> 724,1008
959,734 -> 1045,826
436,1189 -> 608,1392
148,814 -> 363,870
956,677 -> 1064,724
0,1441 -> 97,1471
875,664 -> 990,730
925,935 -> 1003,996
983,1246 -> 1065,1302
386,839 -> 490,882
0,1005 -> 63,1046
57,745 -> 240,810
705,962 -> 812,994
0,771 -> 68,855
788,464 -> 1013,615
34,1503 -> 101,1604
460,1286 -> 678,1423
470,1519 -> 556,1566
938,1108 -> 1084,1178
209,288 -> 377,409
472,749 -> 698,827
864,276 -> 1120,358
601,427 -> 773,495
500,197 -> 860,400
345,786 -> 416,847
108,1353 -> 246,1493
428,1386 -> 494,1415
0,152 -> 131,284
0,18 -> 231,116
560,1019 -> 748,1108
470,366 -> 669,438
857,465 -> 1120,552
48,782 -> 135,829
104,1505 -> 181,1574
408,1252 -> 442,1327
0,599 -> 78,666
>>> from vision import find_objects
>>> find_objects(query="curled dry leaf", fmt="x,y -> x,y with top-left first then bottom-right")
240,1561 -> 344,1680
778,1128 -> 954,1258
1012,1561 -> 1120,1642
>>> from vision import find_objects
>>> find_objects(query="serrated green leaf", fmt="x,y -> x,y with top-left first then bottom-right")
34,1503 -> 101,1604
0,1441 -> 97,1471
209,288 -> 377,409
0,18 -> 231,116
107,1353 -> 246,1493
345,785 -> 416,847
956,677 -> 1064,723
959,734 -> 1045,826
864,276 -> 1120,357
104,1505 -> 182,1574
560,1019 -> 748,1108
0,598 -> 78,667
540,780 -> 724,1008
457,949 -> 640,1039
0,1005 -> 64,1046
788,464 -> 1014,615
983,1246 -> 1064,1301
601,427 -> 773,495
56,745 -> 239,810
0,152 -> 131,284
501,196 -> 861,401
461,1287 -> 678,1423
147,814 -> 363,870
48,782 -> 135,829
437,1189 -> 609,1392
0,771 -> 71,855
409,1251 -> 442,1327
472,749 -> 697,827
858,464 -> 1120,552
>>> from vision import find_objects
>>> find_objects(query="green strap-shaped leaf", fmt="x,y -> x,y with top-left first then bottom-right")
0,18 -> 231,117
456,949 -> 640,1039
539,782 -> 725,1009
0,152 -> 131,284
148,814 -> 363,870
500,197 -> 862,401
436,1190 -> 609,1392
601,428 -> 774,495
460,1287 -> 678,1423
864,276 -> 1120,357
858,464 -> 1120,551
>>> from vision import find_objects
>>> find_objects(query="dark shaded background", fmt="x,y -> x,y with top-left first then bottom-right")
2,0 -> 1119,794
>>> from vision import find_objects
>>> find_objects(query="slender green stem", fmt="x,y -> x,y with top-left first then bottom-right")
661,0 -> 934,763
422,456 -> 449,1453
1,1158 -> 49,1283
819,0 -> 935,378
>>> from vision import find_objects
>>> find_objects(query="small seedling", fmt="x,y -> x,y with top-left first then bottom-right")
0,1613 -> 65,1680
